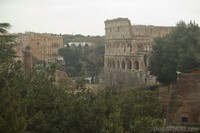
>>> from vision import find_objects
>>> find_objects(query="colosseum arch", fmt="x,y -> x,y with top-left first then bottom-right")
117,60 -> 120,68
107,59 -> 111,68
127,60 -> 132,69
128,43 -> 132,52
112,60 -> 115,68
122,60 -> 125,69
144,55 -> 148,67
134,60 -> 139,70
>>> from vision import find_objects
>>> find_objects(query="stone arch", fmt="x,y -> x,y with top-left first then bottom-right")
128,43 -> 132,52
112,60 -> 115,68
127,60 -> 132,69
144,55 -> 148,67
117,60 -> 120,68
122,60 -> 125,69
134,60 -> 139,70
107,59 -> 111,68
107,43 -> 110,48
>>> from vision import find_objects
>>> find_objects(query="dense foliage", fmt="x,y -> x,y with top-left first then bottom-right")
0,64 -> 163,133
149,21 -> 200,85
0,23 -> 16,64
58,43 -> 104,82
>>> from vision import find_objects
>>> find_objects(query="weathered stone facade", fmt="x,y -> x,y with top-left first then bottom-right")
104,18 -> 171,88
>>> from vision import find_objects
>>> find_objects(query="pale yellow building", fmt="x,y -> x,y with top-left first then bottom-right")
15,32 -> 63,64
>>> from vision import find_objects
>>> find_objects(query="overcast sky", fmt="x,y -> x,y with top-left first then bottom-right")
1,0 -> 200,35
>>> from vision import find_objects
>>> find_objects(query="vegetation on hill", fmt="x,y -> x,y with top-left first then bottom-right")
149,21 -> 200,85
0,64 -> 163,133
58,41 -> 104,82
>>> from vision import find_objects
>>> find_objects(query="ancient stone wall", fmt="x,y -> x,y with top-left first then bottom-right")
132,25 -> 171,38
166,71 -> 200,126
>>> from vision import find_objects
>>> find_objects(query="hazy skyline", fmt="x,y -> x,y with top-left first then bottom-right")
1,0 -> 200,35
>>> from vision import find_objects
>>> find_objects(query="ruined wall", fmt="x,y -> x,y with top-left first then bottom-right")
167,72 -> 200,126
105,18 -> 133,40
132,25 -> 171,38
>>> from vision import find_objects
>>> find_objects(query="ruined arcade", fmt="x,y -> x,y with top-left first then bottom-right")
104,18 -> 171,87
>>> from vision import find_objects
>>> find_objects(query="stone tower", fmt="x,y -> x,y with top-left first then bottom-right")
104,18 -> 171,88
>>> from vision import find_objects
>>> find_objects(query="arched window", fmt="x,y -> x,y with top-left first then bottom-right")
134,61 -> 139,70
117,60 -> 120,68
107,59 -> 111,68
127,60 -> 132,69
128,43 -> 132,52
144,55 -> 148,67
122,60 -> 125,69
112,60 -> 115,68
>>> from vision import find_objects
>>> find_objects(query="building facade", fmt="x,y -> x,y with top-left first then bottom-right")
15,32 -> 63,64
104,18 -> 171,87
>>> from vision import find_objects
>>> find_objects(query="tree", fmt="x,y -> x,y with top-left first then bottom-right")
120,88 -> 163,133
0,23 -> 11,34
58,46 -> 82,76
58,43 -> 104,79
149,21 -> 200,85
83,45 -> 104,82
0,62 -> 27,133
0,23 -> 16,64
57,76 -> 76,89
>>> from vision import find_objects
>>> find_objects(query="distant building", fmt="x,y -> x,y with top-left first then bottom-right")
67,42 -> 94,46
104,18 -> 171,87
15,32 -> 64,64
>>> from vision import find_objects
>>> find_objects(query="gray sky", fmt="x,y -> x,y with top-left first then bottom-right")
1,0 -> 200,35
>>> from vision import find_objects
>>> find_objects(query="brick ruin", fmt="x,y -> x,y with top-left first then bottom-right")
164,69 -> 200,126
104,18 -> 171,88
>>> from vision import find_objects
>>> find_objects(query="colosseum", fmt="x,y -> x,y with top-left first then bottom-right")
104,18 -> 171,88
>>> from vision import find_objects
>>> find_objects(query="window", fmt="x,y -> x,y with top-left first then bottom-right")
181,117 -> 188,123
127,60 -> 132,69
107,60 -> 111,68
122,60 -> 125,69
144,55 -> 148,67
134,61 -> 139,70
112,60 -> 115,68
117,60 -> 120,68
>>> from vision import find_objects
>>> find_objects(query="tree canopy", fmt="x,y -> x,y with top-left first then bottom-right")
0,23 -> 11,34
149,21 -> 200,85
58,43 -> 104,82
0,23 -> 16,64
